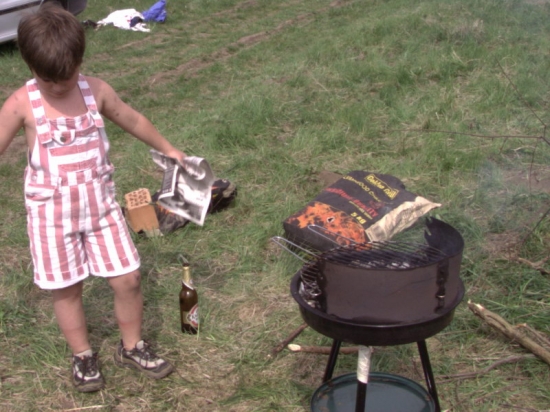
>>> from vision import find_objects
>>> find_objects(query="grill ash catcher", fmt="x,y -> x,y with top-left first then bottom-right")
273,217 -> 465,412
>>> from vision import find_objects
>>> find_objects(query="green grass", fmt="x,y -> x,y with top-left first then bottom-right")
1,0 -> 550,410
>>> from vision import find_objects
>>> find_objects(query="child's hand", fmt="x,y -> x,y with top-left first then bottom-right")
164,148 -> 186,165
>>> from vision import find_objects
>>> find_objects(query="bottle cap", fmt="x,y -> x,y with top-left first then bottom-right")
178,254 -> 190,267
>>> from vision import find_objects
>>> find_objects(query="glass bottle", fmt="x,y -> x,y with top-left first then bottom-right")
179,256 -> 199,334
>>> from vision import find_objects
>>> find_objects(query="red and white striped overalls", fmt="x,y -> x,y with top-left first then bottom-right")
24,75 -> 140,290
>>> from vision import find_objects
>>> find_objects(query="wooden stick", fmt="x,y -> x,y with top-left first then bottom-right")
270,323 -> 308,357
499,404 -> 539,412
515,257 -> 550,275
468,301 -> 550,366
439,354 -> 535,381
517,323 -> 550,348
287,344 -> 360,355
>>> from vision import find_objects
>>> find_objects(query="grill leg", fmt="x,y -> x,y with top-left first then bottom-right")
417,340 -> 441,412
323,339 -> 341,382
355,346 -> 372,412
355,381 -> 367,412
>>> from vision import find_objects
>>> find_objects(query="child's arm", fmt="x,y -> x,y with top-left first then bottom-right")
0,90 -> 26,156
91,77 -> 186,164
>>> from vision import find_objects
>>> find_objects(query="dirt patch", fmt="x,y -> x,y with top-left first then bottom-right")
481,165 -> 550,258
484,232 -> 521,258
504,166 -> 550,194
212,0 -> 259,17
148,1 -> 353,85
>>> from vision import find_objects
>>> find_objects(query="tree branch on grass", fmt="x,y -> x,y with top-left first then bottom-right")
514,257 -> 550,275
438,354 -> 535,381
388,60 -> 550,146
269,323 -> 308,358
500,404 -> 542,412
495,59 -> 548,144
518,206 -> 550,252
516,323 -> 550,348
447,381 -> 522,411
287,344 -> 359,355
468,301 -> 550,366
387,128 -> 545,141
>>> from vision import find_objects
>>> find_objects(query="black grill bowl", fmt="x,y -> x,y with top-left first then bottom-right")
296,218 -> 465,326
291,271 -> 465,346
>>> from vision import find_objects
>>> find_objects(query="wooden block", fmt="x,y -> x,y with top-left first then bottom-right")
124,188 -> 159,234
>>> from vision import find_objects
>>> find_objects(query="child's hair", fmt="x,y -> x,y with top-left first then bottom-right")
17,2 -> 85,82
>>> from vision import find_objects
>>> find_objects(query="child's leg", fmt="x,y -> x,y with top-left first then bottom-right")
109,270 -> 174,379
107,269 -> 143,349
52,281 -> 91,354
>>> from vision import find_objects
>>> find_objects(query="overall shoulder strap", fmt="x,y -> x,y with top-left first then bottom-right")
26,79 -> 52,144
78,75 -> 105,128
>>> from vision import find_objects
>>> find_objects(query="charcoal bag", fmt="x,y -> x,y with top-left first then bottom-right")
283,171 -> 440,251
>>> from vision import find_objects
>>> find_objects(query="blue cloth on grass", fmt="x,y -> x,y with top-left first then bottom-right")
142,0 -> 167,23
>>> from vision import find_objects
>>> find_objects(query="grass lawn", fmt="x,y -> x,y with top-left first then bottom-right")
0,0 -> 549,410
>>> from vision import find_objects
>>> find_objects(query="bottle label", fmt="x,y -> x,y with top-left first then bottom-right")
182,280 -> 195,290
186,304 -> 199,329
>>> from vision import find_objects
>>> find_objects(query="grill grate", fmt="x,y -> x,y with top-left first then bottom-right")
320,241 -> 448,269
299,261 -> 323,301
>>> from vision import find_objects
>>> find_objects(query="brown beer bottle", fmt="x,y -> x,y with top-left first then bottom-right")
179,256 -> 199,334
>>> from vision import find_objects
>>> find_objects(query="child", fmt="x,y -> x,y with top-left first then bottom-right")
0,3 -> 185,392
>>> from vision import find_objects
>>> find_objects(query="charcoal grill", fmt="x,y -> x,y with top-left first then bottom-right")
284,218 -> 465,412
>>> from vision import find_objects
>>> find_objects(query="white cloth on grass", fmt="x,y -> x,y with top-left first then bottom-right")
97,9 -> 150,32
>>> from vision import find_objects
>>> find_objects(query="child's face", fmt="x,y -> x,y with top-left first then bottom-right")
33,69 -> 80,99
